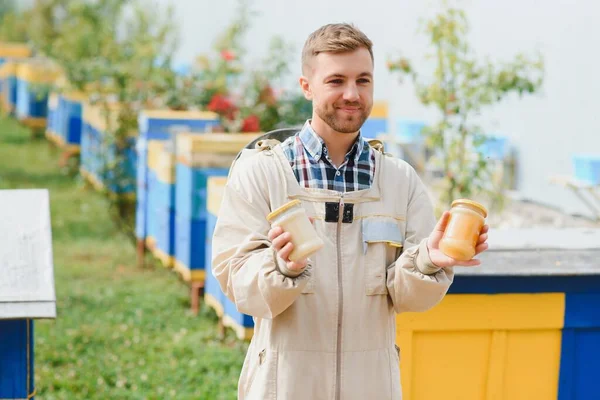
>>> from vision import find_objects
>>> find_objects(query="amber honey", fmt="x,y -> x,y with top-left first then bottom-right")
439,199 -> 488,261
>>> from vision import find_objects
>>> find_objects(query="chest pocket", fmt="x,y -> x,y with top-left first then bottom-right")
362,216 -> 404,295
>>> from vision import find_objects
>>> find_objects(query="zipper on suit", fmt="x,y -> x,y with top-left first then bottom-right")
335,193 -> 344,400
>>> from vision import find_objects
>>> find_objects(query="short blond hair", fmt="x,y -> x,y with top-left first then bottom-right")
301,23 -> 374,74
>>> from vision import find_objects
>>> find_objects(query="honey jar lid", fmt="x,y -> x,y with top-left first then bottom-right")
451,199 -> 488,218
267,199 -> 302,222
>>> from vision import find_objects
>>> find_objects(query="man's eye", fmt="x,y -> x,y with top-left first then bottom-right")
358,79 -> 371,84
329,79 -> 343,84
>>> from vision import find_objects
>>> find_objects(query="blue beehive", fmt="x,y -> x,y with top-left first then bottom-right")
573,155 -> 600,185
173,133 -> 261,285
138,110 -> 221,141
0,61 -> 19,115
45,92 -> 60,144
0,320 -> 35,399
80,102 -> 106,189
396,228 -> 600,399
80,102 -> 96,182
88,117 -> 103,188
103,137 -> 137,195
174,166 -> 228,278
0,189 -> 57,400
204,175 -> 255,340
138,141 -> 162,248
151,140 -> 177,267
0,43 -> 30,103
56,92 -> 86,149
204,198 -> 224,319
134,110 -> 220,247
80,102 -> 137,194
15,60 -> 62,130
79,104 -> 92,175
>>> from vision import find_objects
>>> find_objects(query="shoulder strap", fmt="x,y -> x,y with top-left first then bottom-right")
228,128 -> 300,178
367,138 -> 385,153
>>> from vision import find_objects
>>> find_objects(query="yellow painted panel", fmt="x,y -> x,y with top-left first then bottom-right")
503,330 -> 561,400
82,102 -> 96,124
145,236 -> 156,251
147,141 -> 164,172
156,149 -> 176,184
370,101 -> 388,118
82,101 -> 136,136
173,260 -> 206,282
222,314 -> 254,341
152,246 -> 173,268
396,294 -> 564,400
207,177 -> 227,216
397,293 -> 565,331
0,42 -> 31,58
141,109 -> 219,120
17,62 -> 62,84
411,331 -> 491,400
176,133 -> 262,157
204,293 -> 224,317
62,91 -> 88,102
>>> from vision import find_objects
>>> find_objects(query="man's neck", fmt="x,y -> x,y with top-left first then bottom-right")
310,117 -> 359,167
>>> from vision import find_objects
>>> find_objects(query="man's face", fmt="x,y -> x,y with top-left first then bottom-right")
301,48 -> 374,134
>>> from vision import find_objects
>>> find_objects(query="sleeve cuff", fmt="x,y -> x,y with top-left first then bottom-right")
273,247 -> 308,278
415,239 -> 443,275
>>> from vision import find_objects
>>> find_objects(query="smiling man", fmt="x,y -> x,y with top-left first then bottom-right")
212,23 -> 489,400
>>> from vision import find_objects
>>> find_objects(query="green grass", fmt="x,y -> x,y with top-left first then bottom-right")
0,116 -> 247,399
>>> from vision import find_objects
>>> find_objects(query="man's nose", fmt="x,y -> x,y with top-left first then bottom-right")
343,83 -> 360,102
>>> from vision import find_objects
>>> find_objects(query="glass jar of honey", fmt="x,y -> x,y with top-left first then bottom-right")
267,200 -> 324,262
439,199 -> 488,261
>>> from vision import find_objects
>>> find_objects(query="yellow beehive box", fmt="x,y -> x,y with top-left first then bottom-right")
62,91 -> 89,102
396,293 -> 564,399
83,101 -> 136,137
176,132 -> 262,167
0,42 -> 32,59
147,141 -> 164,173
207,176 -> 228,216
139,109 -> 220,120
16,60 -> 62,84
156,146 -> 176,184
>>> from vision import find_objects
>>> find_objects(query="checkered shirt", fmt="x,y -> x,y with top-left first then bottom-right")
280,121 -> 375,192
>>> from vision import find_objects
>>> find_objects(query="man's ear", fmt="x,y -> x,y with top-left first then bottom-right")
299,75 -> 313,101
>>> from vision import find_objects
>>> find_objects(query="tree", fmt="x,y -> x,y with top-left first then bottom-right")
388,6 -> 544,212
87,0 -> 178,241
0,1 -> 30,43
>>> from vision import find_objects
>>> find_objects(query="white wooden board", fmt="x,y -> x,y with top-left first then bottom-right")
0,189 -> 56,319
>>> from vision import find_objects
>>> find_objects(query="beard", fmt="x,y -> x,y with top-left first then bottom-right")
315,102 -> 370,134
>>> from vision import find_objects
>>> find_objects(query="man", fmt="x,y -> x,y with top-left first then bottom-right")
212,23 -> 489,400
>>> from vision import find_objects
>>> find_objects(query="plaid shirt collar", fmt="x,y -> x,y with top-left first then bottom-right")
299,120 -> 365,165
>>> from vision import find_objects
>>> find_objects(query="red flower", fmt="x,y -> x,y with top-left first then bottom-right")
207,94 -> 238,119
241,115 -> 260,132
220,49 -> 235,61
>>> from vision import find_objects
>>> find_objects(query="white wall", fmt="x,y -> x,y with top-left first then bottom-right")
156,0 -> 600,217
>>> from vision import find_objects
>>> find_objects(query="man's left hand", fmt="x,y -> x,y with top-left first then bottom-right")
426,211 -> 489,268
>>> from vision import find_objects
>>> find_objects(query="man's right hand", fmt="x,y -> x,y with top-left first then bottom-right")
268,226 -> 309,274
